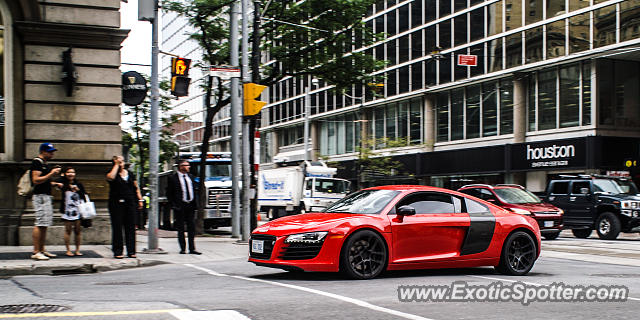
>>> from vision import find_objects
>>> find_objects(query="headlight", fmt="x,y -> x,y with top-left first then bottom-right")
510,208 -> 531,215
622,201 -> 631,209
557,208 -> 564,215
285,231 -> 328,244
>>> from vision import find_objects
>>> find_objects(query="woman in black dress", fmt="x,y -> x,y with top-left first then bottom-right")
106,155 -> 143,259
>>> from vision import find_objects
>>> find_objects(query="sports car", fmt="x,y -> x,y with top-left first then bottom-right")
249,185 -> 541,279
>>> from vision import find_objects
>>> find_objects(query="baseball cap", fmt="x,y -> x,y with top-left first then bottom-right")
39,142 -> 57,152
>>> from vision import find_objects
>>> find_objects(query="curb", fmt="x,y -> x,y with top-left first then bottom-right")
0,259 -> 169,277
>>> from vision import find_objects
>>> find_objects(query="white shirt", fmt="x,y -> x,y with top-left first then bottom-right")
178,172 -> 194,203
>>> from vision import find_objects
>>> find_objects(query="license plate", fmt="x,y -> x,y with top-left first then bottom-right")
251,240 -> 264,254
544,221 -> 554,227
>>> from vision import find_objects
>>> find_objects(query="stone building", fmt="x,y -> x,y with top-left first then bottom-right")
0,0 -> 127,245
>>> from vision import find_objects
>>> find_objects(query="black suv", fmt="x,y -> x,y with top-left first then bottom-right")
544,175 -> 640,240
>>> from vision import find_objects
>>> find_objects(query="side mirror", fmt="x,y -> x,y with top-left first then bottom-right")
397,205 -> 416,216
580,188 -> 590,195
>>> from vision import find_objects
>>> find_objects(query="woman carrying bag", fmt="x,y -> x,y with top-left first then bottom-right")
56,167 -> 87,257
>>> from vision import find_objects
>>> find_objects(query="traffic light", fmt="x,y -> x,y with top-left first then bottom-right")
170,57 -> 191,97
243,83 -> 267,116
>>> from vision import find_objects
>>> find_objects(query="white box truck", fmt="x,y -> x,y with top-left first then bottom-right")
258,161 -> 351,219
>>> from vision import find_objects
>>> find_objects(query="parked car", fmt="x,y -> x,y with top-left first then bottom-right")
249,185 -> 541,279
543,175 -> 640,240
458,184 -> 564,240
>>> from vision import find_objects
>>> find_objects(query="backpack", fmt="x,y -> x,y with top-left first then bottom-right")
17,158 -> 44,197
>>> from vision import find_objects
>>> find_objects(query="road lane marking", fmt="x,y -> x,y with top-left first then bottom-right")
0,309 -> 189,318
469,275 -> 640,301
185,264 -> 432,320
170,310 -> 251,320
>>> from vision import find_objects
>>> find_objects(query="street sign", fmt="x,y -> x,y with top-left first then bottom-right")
209,66 -> 241,80
122,71 -> 148,106
457,54 -> 478,66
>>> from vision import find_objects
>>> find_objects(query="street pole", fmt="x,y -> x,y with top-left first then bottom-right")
230,0 -> 242,238
241,0 -> 251,241
304,84 -> 310,162
145,0 -> 163,253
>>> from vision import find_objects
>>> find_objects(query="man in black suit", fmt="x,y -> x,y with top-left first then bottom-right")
166,160 -> 201,255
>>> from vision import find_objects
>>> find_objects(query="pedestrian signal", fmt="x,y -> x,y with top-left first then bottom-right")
171,57 -> 191,77
171,76 -> 191,97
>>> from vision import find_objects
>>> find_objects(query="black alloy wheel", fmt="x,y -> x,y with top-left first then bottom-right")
340,230 -> 387,280
571,229 -> 592,238
496,231 -> 537,276
596,212 -> 621,240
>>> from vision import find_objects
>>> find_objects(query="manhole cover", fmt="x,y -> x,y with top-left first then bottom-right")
0,304 -> 70,313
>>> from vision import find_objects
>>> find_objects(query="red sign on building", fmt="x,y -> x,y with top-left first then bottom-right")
457,55 -> 478,66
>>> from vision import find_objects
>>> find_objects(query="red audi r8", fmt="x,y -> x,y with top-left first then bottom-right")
249,185 -> 541,279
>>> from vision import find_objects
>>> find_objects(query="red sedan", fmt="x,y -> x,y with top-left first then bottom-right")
249,185 -> 541,279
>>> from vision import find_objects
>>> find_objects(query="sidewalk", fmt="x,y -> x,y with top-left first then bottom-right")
0,229 -> 249,276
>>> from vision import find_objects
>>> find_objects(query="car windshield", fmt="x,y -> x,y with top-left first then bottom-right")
323,190 -> 399,214
493,188 -> 542,204
614,179 -> 639,194
314,179 -> 350,194
593,179 -> 623,194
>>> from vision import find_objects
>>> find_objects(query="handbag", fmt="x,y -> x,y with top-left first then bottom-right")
78,194 -> 97,219
80,218 -> 92,228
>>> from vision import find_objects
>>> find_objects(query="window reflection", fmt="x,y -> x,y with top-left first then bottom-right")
594,4 -> 616,48
466,85 -> 481,139
505,33 -> 522,68
620,0 -> 640,42
437,93 -> 449,142
525,27 -> 543,63
569,13 -> 590,54
451,88 -> 464,141
547,20 -> 566,58
538,69 -> 557,130
499,79 -> 514,135
582,62 -> 591,126
482,81 -> 498,137
559,64 -> 580,128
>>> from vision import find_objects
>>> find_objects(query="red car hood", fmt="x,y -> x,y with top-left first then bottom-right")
512,202 -> 560,212
253,212 -> 361,236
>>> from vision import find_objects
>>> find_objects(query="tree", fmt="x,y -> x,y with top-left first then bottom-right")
123,78 -> 185,186
165,0 -> 385,230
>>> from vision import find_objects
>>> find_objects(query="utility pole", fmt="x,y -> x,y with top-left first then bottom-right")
241,0 -> 251,242
145,0 -> 163,253
230,0 -> 242,238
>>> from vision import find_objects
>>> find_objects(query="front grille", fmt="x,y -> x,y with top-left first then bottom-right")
208,188 -> 232,211
250,234 -> 276,260
278,242 -> 324,260
537,219 -> 561,228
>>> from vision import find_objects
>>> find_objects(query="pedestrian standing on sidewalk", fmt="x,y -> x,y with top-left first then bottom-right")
106,155 -> 143,259
30,143 -> 62,261
57,167 -> 87,257
166,160 -> 201,255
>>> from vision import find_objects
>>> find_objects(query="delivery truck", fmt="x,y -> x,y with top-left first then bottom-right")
258,161 -> 351,219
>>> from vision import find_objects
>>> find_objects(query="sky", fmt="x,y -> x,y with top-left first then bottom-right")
120,1 -> 152,76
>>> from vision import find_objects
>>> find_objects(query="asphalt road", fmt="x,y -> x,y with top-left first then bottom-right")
2,233 -> 639,320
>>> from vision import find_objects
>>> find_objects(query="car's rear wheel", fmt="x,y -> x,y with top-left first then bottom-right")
596,212 -> 621,240
543,231 -> 560,240
495,231 -> 537,276
571,229 -> 592,238
340,230 -> 387,280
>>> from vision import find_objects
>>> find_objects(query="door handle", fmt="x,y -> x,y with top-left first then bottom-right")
570,197 -> 576,201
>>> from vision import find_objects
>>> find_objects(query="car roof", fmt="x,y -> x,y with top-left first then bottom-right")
458,184 -> 525,190
365,185 -> 449,192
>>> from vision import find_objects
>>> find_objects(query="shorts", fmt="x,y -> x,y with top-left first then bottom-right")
32,194 -> 54,227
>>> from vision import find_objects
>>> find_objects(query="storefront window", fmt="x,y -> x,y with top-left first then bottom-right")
582,61 -> 591,126
466,85 -> 481,139
346,114 -> 354,153
0,21 -> 4,152
375,107 -> 385,147
398,102 -> 408,140
451,88 -> 464,141
482,81 -> 498,137
559,64 -> 580,128
410,99 -> 422,144
528,75 -> 536,131
499,79 -> 513,134
386,103 -> 397,140
538,69 -> 557,130
437,93 -> 449,142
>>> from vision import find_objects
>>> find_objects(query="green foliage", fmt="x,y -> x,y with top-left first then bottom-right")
355,138 -> 405,188
122,77 -> 186,184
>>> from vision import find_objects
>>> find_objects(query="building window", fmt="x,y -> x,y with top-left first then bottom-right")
437,93 -> 450,142
538,69 -> 557,130
451,88 -> 464,141
482,81 -> 498,137
466,85 -> 481,139
598,59 -> 640,127
559,64 -> 580,128
499,79 -> 513,135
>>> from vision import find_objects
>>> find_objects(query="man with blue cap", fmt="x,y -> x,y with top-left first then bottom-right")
30,143 -> 62,260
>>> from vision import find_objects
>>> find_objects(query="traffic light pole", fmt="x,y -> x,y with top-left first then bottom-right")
241,0 -> 251,242
144,0 -> 164,253
230,0 -> 242,238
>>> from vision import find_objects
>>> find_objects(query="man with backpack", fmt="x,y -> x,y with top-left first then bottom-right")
30,143 -> 62,261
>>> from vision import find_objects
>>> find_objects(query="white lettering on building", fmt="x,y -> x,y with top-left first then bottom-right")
527,144 -> 575,160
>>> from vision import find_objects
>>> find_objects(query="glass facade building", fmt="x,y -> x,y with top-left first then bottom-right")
261,0 -> 640,191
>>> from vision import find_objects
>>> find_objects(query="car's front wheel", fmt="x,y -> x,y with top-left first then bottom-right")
495,231 -> 537,276
596,212 -> 621,240
340,230 -> 387,280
